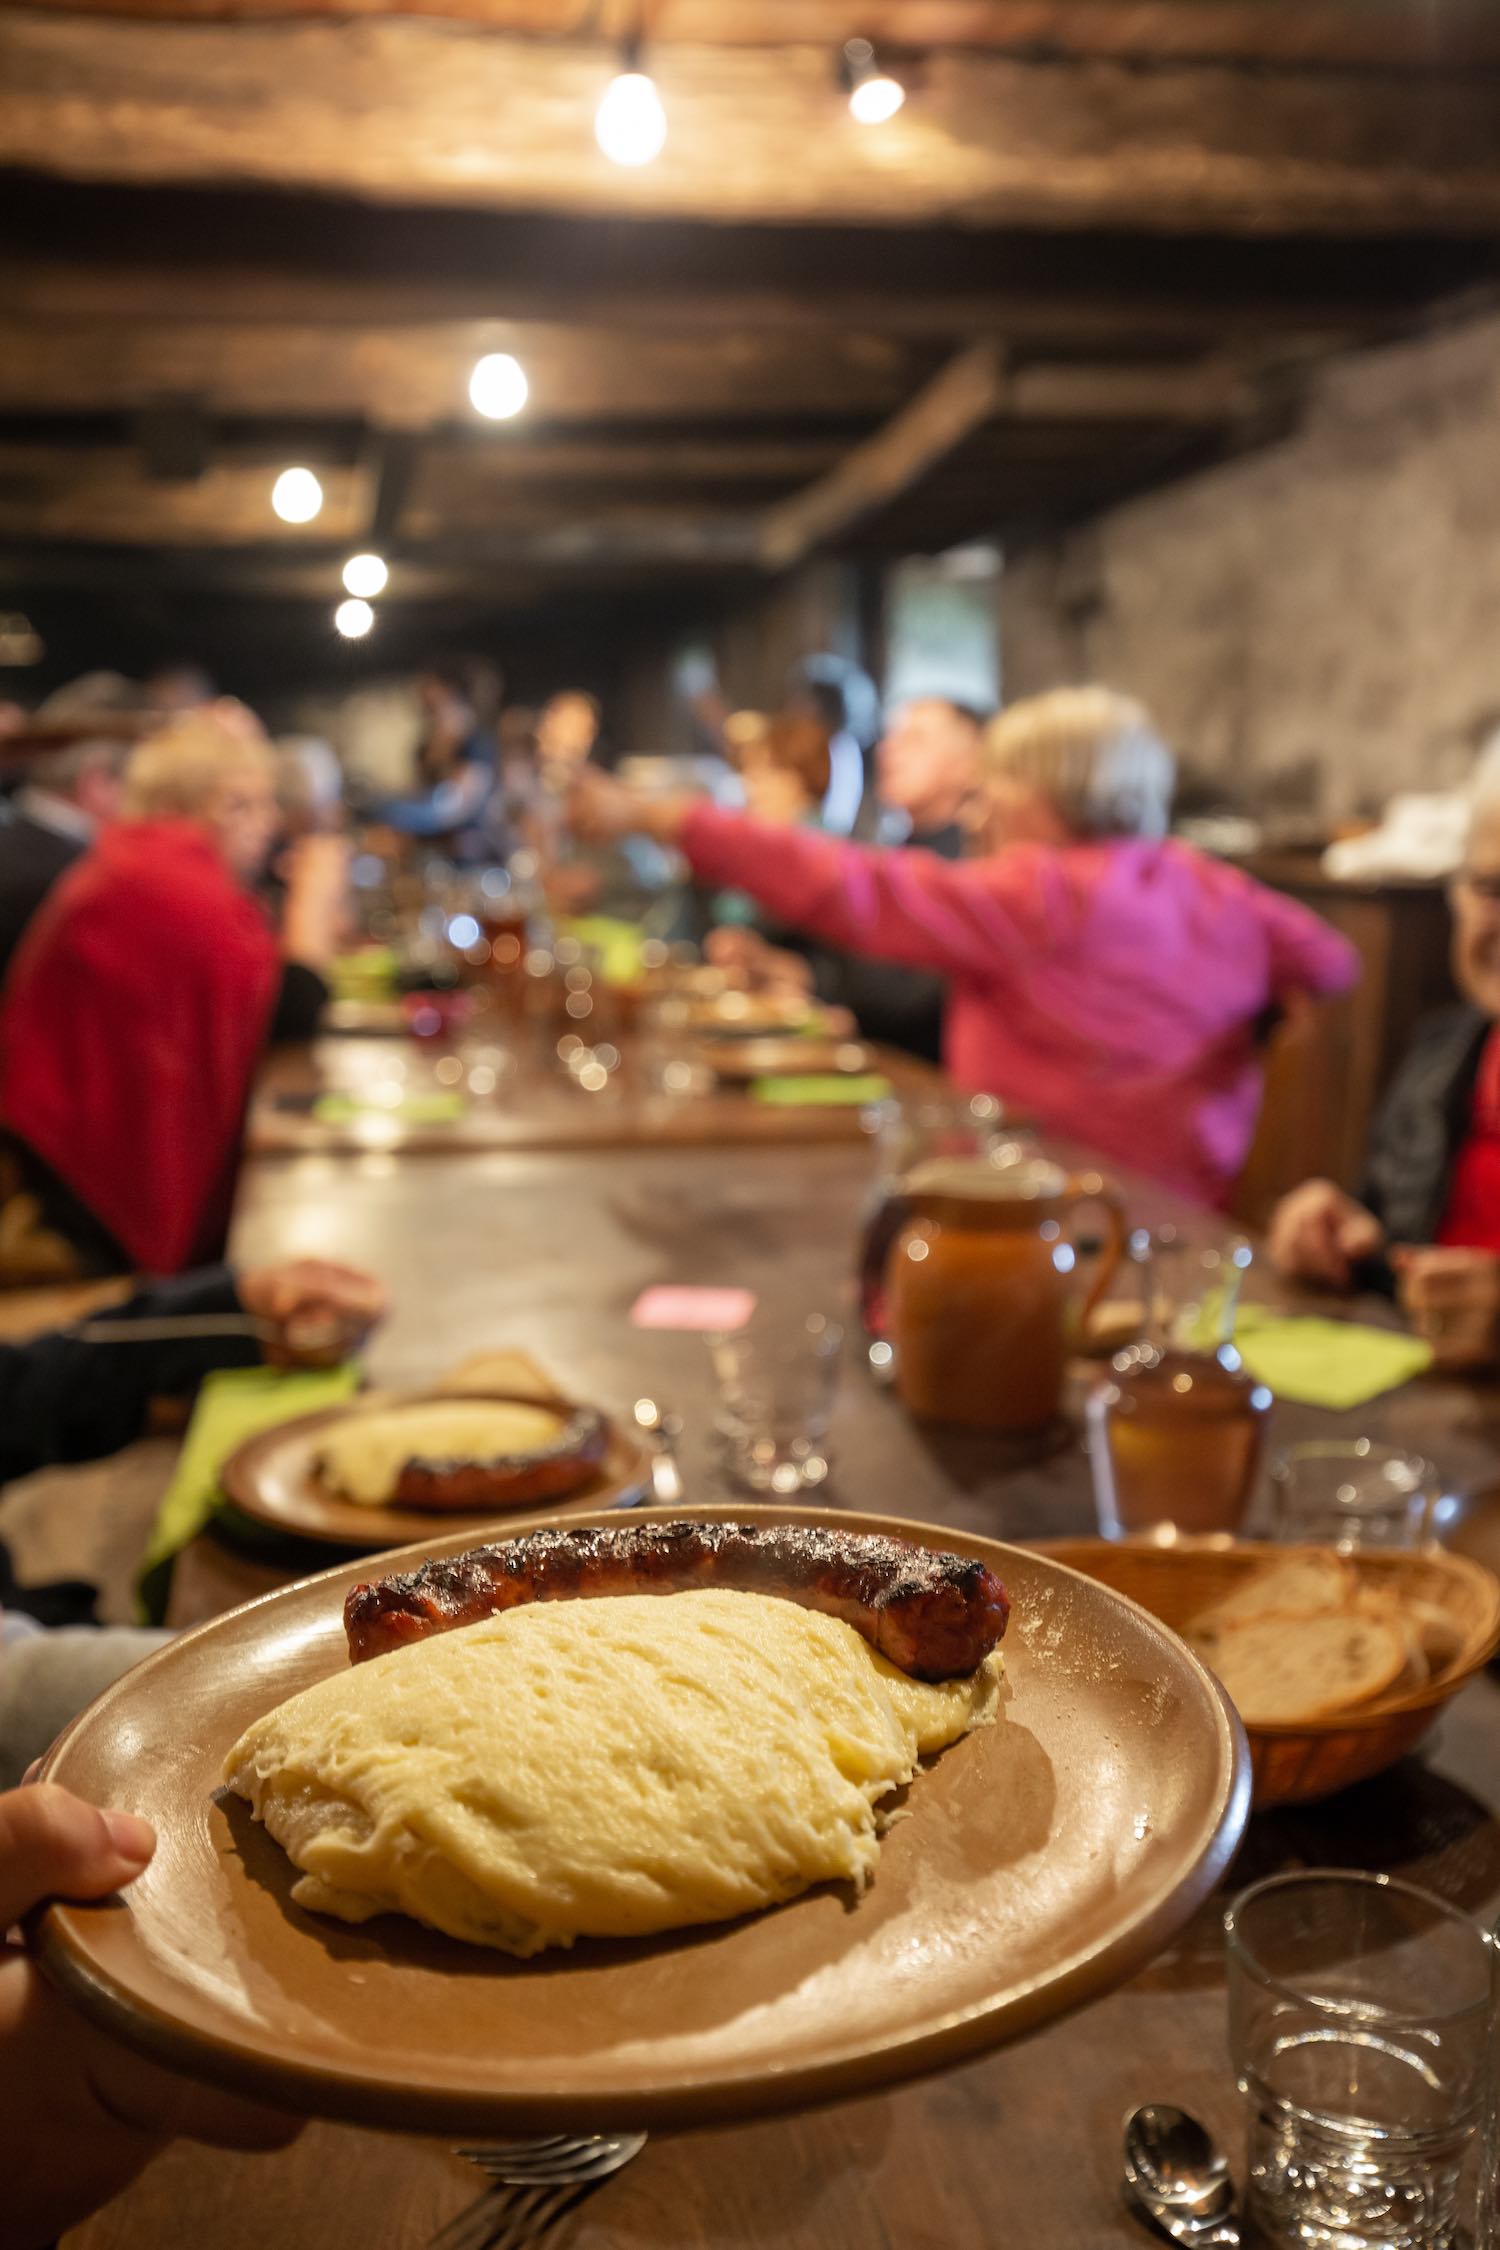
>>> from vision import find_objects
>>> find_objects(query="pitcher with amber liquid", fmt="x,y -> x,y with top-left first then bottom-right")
879,1156 -> 1126,1435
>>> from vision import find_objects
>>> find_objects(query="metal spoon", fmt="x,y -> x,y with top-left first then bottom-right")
1123,2104 -> 1241,2248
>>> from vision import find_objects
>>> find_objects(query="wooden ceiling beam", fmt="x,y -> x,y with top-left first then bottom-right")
0,315 -> 921,424
758,341 -> 1006,571
14,0 -> 1500,72
3,17 -> 1500,233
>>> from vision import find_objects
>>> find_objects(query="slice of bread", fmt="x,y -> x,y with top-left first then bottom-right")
1204,1610 -> 1411,1725
1196,1551 -> 1356,1634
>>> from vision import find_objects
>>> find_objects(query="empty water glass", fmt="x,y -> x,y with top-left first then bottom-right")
707,1313 -> 843,1494
1225,1870 -> 1493,2250
1271,1441 -> 1435,1551
1477,1908 -> 1499,2248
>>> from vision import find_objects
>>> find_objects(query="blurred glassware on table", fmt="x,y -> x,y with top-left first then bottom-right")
400,987 -> 474,1044
1270,1440 -> 1436,1551
1225,1870 -> 1492,2250
1088,1234 -> 1271,1539
706,1311 -> 843,1493
880,1153 -> 1124,1434
1478,1908 -> 1499,2250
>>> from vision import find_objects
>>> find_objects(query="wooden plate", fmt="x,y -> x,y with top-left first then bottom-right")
698,1036 -> 872,1082
220,1392 -> 650,1549
32,1503 -> 1249,2135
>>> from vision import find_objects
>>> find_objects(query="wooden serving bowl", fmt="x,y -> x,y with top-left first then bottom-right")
1038,1537 -> 1500,1808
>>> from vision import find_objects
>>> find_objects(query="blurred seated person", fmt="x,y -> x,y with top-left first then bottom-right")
143,659 -> 216,714
0,719 -> 130,978
0,1254 -> 384,1788
0,710 -> 348,1280
373,657 -> 501,863
2,1779 -> 300,2244
876,696 -> 986,851
710,698 -> 989,1061
537,689 -> 605,781
572,686 -> 1360,1207
1268,784 -> 1500,1365
785,655 -> 879,837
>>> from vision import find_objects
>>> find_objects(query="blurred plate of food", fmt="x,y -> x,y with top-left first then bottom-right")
221,1389 -> 649,1548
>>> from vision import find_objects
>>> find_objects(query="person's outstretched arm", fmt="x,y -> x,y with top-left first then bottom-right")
571,772 -> 1056,985
0,1260 -> 386,1486
1247,876 -> 1362,1002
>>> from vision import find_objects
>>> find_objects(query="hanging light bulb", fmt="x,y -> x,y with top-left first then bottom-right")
271,466 -> 323,523
342,552 -> 388,598
841,38 -> 906,124
469,352 -> 529,420
334,597 -> 375,639
595,41 -> 666,167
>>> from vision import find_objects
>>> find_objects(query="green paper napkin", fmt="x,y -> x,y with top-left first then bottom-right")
328,946 -> 398,1001
750,1073 -> 893,1107
1187,1301 -> 1432,1411
557,916 -> 647,987
313,1091 -> 467,1126
135,1363 -> 360,1624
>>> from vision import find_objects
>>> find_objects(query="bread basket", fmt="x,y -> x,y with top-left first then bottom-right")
1038,1538 -> 1500,1808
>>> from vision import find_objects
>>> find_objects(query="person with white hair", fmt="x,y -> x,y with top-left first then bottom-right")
1270,768 -> 1500,1366
570,685 -> 1359,1206
0,707 -> 347,1279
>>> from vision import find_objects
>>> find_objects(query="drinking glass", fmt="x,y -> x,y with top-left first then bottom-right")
1225,1870 -> 1493,2250
707,1313 -> 843,1493
1271,1441 -> 1436,1551
1477,1908 -> 1499,2249
1087,1345 -> 1273,1538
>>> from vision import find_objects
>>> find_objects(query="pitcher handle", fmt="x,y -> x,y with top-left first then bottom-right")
1063,1172 -> 1127,1341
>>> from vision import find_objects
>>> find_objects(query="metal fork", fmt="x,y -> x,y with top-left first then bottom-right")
431,2133 -> 646,2250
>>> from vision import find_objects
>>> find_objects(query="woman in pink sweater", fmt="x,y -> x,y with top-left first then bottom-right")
572,688 -> 1359,1207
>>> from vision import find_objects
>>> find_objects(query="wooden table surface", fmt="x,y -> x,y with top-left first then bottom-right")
247,1031 -> 943,1158
10,1131 -> 1498,2250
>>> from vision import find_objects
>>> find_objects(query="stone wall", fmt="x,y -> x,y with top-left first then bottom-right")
1001,309 -> 1500,822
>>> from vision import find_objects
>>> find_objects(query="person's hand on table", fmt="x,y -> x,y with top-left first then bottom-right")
1266,1178 -> 1385,1288
1392,1245 -> 1500,1371
238,1257 -> 388,1367
704,926 -> 814,998
566,767 -> 692,848
1,1782 -> 301,2250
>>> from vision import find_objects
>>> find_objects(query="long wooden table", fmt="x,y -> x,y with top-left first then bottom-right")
6,1130 -> 1498,2249
247,1030 -> 945,1158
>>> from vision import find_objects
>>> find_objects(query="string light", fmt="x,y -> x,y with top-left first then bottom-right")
334,597 -> 375,639
469,352 -> 529,420
841,38 -> 906,124
342,552 -> 388,598
271,466 -> 323,523
596,41 -> 666,167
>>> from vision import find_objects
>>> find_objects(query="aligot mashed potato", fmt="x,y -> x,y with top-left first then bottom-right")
223,1589 -> 1001,1955
314,1401 -> 568,1506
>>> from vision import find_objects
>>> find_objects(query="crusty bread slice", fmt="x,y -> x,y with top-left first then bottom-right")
1195,1551 -> 1356,1635
1203,1610 -> 1411,1725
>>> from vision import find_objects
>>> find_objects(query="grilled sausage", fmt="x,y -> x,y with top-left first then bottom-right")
344,1520 -> 1009,1681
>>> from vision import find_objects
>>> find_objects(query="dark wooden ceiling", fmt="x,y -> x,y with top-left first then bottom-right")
1,0 -> 1498,689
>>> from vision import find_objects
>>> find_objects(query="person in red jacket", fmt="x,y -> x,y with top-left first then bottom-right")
0,708 -> 347,1279
572,686 -> 1360,1208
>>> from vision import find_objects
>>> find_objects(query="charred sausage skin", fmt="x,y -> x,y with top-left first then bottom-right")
344,1520 -> 1009,1681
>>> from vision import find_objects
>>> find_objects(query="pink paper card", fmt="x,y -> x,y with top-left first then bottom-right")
630,1286 -> 756,1332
